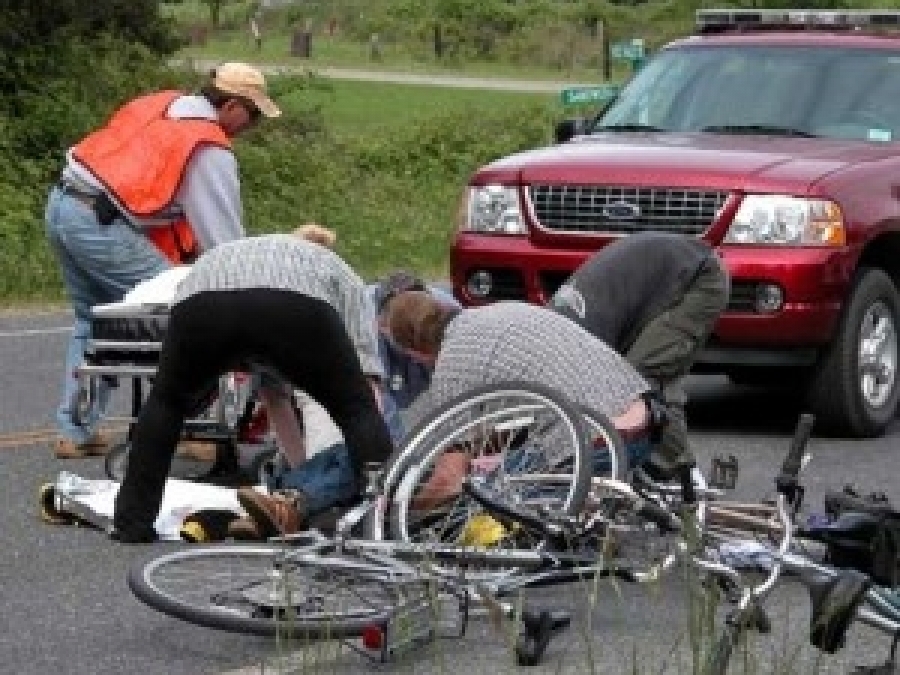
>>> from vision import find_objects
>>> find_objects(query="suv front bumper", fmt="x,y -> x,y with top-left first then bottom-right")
452,233 -> 851,368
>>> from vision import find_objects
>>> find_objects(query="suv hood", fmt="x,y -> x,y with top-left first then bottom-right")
484,133 -> 898,193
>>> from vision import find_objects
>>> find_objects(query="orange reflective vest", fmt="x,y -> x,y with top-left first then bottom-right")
145,218 -> 199,264
72,90 -> 232,263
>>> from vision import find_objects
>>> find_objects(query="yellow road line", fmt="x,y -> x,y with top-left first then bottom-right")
0,426 -> 128,450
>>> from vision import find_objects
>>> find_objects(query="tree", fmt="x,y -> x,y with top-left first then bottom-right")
0,0 -> 179,55
0,0 -> 179,99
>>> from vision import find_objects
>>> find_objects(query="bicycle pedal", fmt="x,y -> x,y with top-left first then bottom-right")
515,611 -> 554,667
708,454 -> 739,490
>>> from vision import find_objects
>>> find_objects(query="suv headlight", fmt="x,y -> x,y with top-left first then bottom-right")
724,195 -> 846,246
462,185 -> 526,235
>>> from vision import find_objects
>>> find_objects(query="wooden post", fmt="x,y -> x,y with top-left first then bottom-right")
601,20 -> 611,82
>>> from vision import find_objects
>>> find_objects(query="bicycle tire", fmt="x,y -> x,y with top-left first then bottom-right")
382,381 -> 590,548
577,406 -> 624,482
128,544 -> 400,639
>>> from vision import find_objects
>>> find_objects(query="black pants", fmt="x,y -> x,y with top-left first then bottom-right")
113,289 -> 395,538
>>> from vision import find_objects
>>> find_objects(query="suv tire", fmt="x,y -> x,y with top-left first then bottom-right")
806,267 -> 900,437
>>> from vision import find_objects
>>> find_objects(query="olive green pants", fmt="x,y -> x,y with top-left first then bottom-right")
625,255 -> 730,471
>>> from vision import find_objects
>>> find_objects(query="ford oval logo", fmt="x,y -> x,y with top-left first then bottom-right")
601,201 -> 641,220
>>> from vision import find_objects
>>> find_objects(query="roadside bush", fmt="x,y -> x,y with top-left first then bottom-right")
0,0 -> 179,105
4,37 -> 188,164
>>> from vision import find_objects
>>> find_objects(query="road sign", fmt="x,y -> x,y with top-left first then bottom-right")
560,84 -> 620,106
610,38 -> 645,61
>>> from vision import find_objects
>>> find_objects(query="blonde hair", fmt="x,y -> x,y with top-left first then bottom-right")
384,290 -> 456,356
293,223 -> 336,248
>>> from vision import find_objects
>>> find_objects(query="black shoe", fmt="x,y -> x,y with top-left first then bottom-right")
109,527 -> 157,544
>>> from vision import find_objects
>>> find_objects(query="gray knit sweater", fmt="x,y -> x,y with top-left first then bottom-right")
174,234 -> 383,378
404,301 -> 650,432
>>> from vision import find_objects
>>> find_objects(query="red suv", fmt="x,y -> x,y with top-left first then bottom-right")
451,9 -> 900,437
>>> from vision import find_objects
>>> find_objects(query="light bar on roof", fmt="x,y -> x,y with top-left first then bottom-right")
697,9 -> 900,31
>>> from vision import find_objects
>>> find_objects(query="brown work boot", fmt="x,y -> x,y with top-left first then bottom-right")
175,440 -> 219,462
236,488 -> 306,539
54,432 -> 112,459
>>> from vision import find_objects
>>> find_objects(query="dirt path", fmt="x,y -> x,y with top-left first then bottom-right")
183,58 -> 595,93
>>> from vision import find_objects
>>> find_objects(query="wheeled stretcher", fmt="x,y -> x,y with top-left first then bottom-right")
73,291 -> 275,485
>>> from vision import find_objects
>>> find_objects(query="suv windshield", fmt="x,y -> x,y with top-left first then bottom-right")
593,44 -> 900,142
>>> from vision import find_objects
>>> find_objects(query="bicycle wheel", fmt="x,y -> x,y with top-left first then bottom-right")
380,381 -> 590,552
578,406 -> 624,482
128,544 -> 402,639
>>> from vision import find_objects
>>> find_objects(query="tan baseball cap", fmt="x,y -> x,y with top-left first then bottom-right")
212,62 -> 281,118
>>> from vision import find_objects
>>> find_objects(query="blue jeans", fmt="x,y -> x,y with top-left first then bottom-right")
594,436 -> 652,475
45,186 -> 169,443
267,443 -> 358,515
499,435 -> 652,502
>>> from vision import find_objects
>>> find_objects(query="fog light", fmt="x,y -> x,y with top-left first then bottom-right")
755,283 -> 783,313
466,270 -> 493,298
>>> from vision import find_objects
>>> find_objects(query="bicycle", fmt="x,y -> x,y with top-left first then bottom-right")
126,482 -> 666,665
126,382 -> 717,665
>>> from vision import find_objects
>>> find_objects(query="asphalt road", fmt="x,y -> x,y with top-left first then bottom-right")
2,308 -> 899,675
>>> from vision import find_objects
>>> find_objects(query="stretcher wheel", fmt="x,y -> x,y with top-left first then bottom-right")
104,439 -> 223,483
245,446 -> 277,486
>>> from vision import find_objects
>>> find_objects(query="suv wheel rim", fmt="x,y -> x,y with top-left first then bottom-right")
858,300 -> 897,409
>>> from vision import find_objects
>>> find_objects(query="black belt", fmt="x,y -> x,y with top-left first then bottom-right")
58,181 -> 121,225
58,181 -> 100,205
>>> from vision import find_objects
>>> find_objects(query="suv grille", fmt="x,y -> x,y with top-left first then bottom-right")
528,185 -> 728,235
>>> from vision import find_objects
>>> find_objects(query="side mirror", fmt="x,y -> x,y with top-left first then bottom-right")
554,118 -> 586,144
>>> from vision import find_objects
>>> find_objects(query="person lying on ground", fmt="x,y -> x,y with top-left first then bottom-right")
111,233 -> 394,543
548,232 -> 729,481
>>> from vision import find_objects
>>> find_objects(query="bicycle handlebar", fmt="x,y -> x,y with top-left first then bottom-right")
775,413 -> 814,499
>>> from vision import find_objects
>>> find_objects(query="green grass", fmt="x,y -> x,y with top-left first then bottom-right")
282,76 -> 556,134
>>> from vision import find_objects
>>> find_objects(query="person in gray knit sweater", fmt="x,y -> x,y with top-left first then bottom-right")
386,294 -> 654,444
112,234 -> 395,543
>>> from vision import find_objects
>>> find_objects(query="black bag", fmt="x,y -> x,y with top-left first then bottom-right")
821,486 -> 900,587
870,512 -> 900,588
